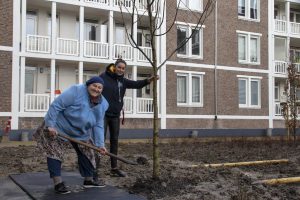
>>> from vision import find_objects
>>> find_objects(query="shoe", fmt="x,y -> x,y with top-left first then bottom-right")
54,182 -> 71,194
110,169 -> 127,177
83,180 -> 106,188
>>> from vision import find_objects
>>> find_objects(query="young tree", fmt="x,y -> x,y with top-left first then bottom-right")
282,61 -> 300,141
117,0 -> 216,179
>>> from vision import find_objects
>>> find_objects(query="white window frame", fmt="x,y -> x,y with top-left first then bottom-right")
237,31 -> 261,65
237,75 -> 262,109
238,0 -> 260,22
176,22 -> 204,59
177,0 -> 203,12
176,70 -> 205,107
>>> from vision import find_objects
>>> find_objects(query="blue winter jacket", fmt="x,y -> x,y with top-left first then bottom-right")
45,84 -> 109,147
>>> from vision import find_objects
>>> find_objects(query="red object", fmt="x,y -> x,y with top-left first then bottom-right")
55,90 -> 61,95
4,117 -> 11,134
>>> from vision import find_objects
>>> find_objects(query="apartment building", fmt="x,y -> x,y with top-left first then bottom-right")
0,0 -> 297,132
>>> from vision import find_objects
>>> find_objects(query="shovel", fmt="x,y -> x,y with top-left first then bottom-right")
58,133 -> 138,165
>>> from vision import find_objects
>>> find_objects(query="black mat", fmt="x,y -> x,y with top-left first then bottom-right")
9,172 -> 146,200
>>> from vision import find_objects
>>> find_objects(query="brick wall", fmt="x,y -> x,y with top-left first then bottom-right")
166,118 -> 269,129
0,51 -> 12,112
166,65 -> 269,117
0,117 -> 9,131
166,0 -> 268,69
166,65 -> 215,115
19,118 -> 44,129
121,118 -> 156,129
0,0 -> 13,46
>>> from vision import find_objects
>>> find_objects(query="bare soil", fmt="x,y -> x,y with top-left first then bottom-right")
1,138 -> 300,200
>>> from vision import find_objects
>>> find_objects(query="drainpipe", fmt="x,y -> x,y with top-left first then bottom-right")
214,0 -> 218,120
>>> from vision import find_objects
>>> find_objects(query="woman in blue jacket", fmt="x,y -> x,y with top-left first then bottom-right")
34,76 -> 109,194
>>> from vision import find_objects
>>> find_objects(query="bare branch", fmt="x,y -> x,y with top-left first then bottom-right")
157,0 -> 216,69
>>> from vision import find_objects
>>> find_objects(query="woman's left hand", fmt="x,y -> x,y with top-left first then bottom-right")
99,147 -> 107,155
148,75 -> 160,83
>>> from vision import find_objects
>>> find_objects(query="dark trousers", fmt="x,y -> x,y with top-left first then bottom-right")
104,116 -> 120,169
47,142 -> 95,178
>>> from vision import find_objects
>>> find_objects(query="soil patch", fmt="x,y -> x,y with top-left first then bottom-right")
1,139 -> 300,199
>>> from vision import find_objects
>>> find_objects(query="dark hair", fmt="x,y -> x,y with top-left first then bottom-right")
114,59 -> 127,67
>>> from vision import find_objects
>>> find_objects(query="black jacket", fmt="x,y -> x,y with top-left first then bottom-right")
100,65 -> 149,117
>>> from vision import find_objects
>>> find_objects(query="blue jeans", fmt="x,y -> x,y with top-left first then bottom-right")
47,142 -> 95,178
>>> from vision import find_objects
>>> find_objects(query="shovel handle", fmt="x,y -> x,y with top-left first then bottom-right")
58,133 -> 138,165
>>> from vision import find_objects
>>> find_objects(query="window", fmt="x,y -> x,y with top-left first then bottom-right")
177,25 -> 203,58
26,13 -> 37,35
115,26 -> 126,44
238,76 -> 261,108
137,30 -> 151,47
178,0 -> 202,12
238,0 -> 259,20
176,70 -> 205,107
237,31 -> 261,64
85,22 -> 98,41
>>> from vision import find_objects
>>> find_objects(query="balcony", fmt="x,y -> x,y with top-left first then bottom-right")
26,35 -> 51,54
137,0 -> 157,12
56,38 -> 79,56
274,61 -> 288,74
114,44 -> 133,60
137,98 -> 153,113
137,46 -> 152,62
24,94 -> 154,114
274,19 -> 300,35
25,35 -> 152,63
84,0 -> 109,6
114,0 -> 133,9
274,19 -> 287,33
84,40 -> 109,58
25,93 -> 50,112
123,97 -> 154,113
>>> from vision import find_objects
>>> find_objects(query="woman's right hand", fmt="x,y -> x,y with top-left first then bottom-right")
47,127 -> 57,138
99,147 -> 107,155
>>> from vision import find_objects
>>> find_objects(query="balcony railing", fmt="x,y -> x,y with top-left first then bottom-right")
114,0 -> 132,9
25,93 -> 50,112
25,36 -> 151,63
114,44 -> 133,60
275,102 -> 282,116
137,98 -> 153,113
26,35 -> 51,53
138,46 -> 152,62
290,22 -> 300,35
57,38 -> 79,56
84,41 -> 109,58
275,61 -> 288,74
123,97 -> 133,113
85,0 -> 109,5
137,0 -> 157,11
274,19 -> 287,33
294,63 -> 300,73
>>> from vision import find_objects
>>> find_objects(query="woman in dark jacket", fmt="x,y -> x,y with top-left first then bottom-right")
99,59 -> 157,177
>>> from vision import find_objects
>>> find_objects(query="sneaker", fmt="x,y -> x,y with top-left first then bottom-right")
110,169 -> 127,177
83,180 -> 106,188
54,182 -> 71,194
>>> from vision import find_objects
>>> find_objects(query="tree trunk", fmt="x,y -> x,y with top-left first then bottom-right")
147,0 -> 160,179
